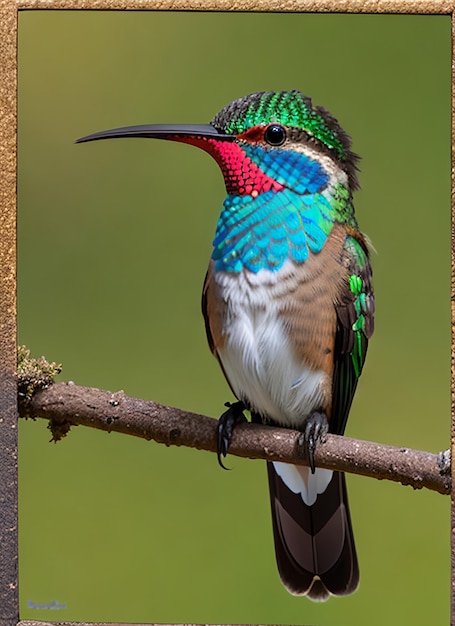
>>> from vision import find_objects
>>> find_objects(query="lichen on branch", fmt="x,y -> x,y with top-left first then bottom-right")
17,345 -> 62,403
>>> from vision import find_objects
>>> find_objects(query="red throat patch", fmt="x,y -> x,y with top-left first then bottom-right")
173,135 -> 284,197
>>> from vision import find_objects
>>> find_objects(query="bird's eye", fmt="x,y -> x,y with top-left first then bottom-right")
264,124 -> 286,146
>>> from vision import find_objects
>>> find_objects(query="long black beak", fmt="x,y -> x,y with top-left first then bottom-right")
76,123 -> 234,144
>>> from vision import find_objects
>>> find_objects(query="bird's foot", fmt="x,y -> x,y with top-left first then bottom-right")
217,401 -> 247,470
299,412 -> 329,474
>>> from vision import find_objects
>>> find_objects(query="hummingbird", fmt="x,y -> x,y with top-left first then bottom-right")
77,90 -> 374,601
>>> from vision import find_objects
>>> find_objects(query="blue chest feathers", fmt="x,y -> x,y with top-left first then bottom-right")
211,147 -> 335,273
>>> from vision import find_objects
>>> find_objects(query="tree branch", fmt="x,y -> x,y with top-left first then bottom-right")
18,381 -> 451,495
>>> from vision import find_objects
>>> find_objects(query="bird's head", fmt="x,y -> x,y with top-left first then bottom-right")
77,90 -> 359,199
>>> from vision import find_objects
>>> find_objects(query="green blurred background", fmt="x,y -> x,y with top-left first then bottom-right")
17,11 -> 450,626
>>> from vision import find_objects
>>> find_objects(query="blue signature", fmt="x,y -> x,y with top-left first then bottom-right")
27,600 -> 67,610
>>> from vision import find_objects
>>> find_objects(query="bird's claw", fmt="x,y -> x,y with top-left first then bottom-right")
299,412 -> 329,474
217,401 -> 247,470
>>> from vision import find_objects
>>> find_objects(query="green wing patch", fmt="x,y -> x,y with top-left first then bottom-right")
331,234 -> 374,435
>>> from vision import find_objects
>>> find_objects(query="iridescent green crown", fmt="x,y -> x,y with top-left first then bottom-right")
211,90 -> 350,161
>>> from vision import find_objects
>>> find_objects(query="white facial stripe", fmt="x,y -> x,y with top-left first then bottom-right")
286,142 -> 348,190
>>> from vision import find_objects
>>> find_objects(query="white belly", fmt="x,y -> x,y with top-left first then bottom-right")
215,268 -> 327,428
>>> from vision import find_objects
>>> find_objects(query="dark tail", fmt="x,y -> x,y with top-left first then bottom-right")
267,462 -> 358,601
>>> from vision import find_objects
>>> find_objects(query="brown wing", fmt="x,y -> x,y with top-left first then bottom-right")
201,269 -> 216,354
202,264 -> 243,403
201,263 -> 226,355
